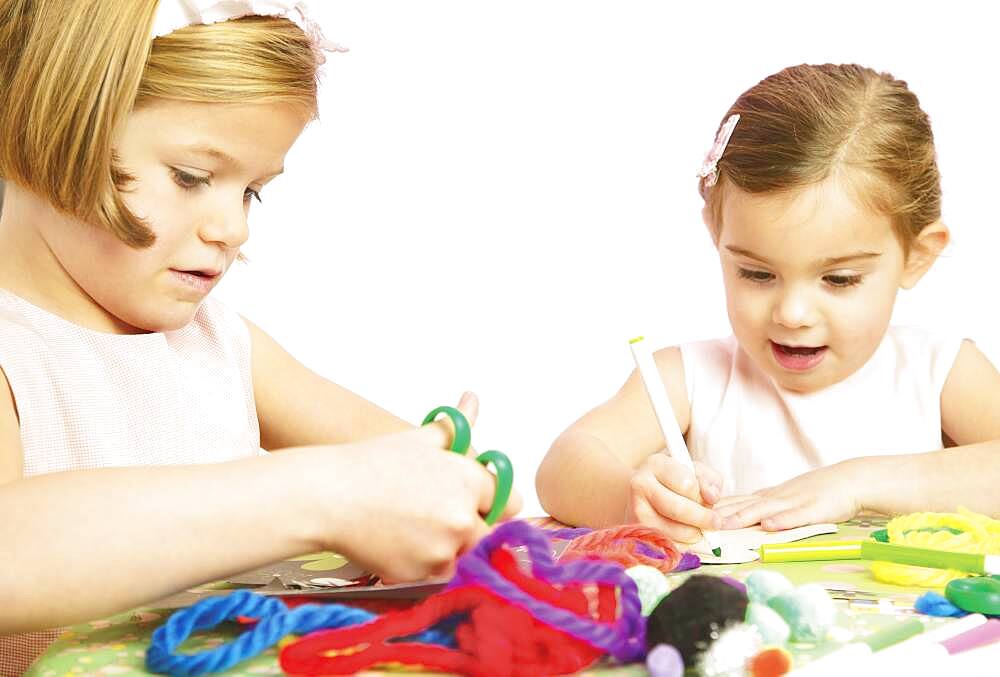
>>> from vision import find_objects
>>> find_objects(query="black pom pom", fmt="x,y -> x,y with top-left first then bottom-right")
645,574 -> 749,666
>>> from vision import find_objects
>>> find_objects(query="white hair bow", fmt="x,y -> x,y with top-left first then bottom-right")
152,0 -> 346,63
697,114 -> 740,188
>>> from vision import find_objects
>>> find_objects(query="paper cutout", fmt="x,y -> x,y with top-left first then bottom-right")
149,576 -> 448,609
693,523 -> 839,564
148,552 -> 375,609
226,553 -> 366,586
148,523 -> 840,609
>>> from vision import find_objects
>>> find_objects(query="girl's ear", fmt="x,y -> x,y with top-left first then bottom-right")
900,221 -> 949,289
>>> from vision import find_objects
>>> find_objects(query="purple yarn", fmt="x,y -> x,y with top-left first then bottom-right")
635,542 -> 666,560
546,526 -> 595,540
675,552 -> 701,571
449,521 -> 646,663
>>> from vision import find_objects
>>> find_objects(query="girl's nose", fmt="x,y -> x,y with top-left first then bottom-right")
772,285 -> 818,328
198,199 -> 249,250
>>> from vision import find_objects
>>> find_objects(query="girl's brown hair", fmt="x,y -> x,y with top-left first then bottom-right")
0,0 -> 319,247
700,64 -> 941,255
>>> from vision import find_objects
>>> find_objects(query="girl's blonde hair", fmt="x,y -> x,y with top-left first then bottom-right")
700,64 -> 940,256
0,0 -> 319,247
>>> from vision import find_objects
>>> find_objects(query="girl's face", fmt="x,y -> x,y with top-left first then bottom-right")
37,99 -> 309,333
715,177 -> 937,394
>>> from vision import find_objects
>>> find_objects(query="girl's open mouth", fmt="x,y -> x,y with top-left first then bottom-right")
770,341 -> 827,371
169,269 -> 220,294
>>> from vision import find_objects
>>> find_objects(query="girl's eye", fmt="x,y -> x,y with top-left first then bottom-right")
738,268 -> 774,283
171,168 -> 209,190
171,168 -> 261,204
824,273 -> 863,288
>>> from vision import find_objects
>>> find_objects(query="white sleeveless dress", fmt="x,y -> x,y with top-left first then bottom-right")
0,289 -> 263,675
678,326 -> 963,496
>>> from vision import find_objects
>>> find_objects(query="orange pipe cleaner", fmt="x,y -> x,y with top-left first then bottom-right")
558,525 -> 682,574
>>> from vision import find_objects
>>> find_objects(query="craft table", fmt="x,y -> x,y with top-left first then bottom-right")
27,515 -> 946,676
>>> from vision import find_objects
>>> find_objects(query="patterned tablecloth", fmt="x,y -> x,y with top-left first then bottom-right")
27,515 -> 948,676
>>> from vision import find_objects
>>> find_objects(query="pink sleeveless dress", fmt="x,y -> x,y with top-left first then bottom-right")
0,289 -> 263,675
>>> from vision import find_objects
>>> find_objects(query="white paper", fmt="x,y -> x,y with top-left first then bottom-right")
692,522 -> 839,564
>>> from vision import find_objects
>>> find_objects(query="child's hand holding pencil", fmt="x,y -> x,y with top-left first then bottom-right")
625,453 -> 724,545
628,337 -> 725,553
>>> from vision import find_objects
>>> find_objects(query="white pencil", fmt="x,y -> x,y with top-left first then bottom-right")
629,336 -> 721,556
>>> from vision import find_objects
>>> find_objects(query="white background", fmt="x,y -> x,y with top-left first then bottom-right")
215,1 -> 1000,517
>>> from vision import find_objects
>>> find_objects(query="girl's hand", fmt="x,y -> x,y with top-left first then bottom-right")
317,392 -> 522,582
626,454 -> 723,544
715,459 -> 864,531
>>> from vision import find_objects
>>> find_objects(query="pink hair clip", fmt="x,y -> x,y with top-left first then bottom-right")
152,0 -> 347,64
696,113 -> 740,188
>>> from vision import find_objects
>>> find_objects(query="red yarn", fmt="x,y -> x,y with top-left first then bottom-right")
558,525 -> 682,574
486,550 -> 616,623
279,549 -> 616,676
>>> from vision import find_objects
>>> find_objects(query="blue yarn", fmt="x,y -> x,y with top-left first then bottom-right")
914,591 -> 967,617
145,589 -> 456,676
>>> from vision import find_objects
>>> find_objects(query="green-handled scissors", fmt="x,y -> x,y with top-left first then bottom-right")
421,406 -> 513,525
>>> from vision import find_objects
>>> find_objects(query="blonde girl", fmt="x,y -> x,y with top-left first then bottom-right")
0,1 -> 518,670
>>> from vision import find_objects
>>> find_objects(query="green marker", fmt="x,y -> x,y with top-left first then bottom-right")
629,336 -> 722,557
759,540 -> 863,563
759,539 -> 1000,575
860,541 -> 1000,575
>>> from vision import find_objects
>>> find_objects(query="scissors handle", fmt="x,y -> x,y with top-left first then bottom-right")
422,406 -> 513,525
421,406 -> 472,453
474,450 -> 514,525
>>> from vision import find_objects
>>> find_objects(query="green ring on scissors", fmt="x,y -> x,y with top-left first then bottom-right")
421,406 -> 471,454
946,576 -> 1000,616
475,449 -> 513,526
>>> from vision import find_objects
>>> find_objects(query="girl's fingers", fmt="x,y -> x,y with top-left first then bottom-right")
466,515 -> 492,546
700,484 -> 720,506
648,454 -> 702,504
456,391 -> 479,427
713,496 -> 760,519
643,475 -> 721,532
760,505 -> 814,531
468,458 -> 521,522
499,486 -> 523,519
473,462 -> 501,515
412,417 -> 454,449
457,392 -> 520,523
712,494 -> 759,510
693,461 -> 724,504
631,500 -> 704,544
721,497 -> 793,530
412,392 -> 478,450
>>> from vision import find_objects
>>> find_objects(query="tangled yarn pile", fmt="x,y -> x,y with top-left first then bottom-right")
148,520 -> 686,675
